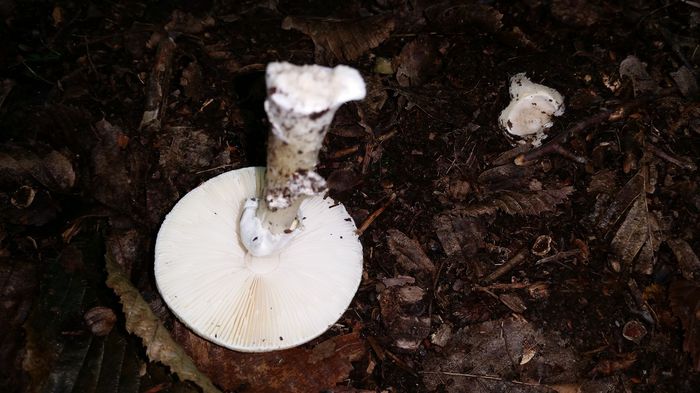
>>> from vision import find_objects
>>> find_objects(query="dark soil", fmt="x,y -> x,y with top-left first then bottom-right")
2,1 -> 699,392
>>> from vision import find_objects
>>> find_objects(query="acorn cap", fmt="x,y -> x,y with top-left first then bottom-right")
154,167 -> 363,352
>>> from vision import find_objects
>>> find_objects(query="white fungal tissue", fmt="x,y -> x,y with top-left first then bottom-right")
499,73 -> 565,146
239,197 -> 301,257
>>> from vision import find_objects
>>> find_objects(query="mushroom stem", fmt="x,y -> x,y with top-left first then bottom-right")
239,62 -> 366,255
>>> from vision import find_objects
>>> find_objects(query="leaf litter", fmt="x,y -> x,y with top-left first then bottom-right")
2,1 -> 700,392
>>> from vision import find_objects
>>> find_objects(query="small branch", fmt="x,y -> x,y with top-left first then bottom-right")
647,144 -> 697,171
355,193 -> 396,236
535,249 -> 582,266
482,248 -> 528,284
329,145 -> 359,159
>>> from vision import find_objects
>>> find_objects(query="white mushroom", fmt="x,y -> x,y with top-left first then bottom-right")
154,63 -> 366,352
499,73 -> 565,146
155,167 -> 362,351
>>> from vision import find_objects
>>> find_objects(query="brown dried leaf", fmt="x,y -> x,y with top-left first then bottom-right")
425,1 -> 503,33
387,229 -> 435,275
173,322 -> 366,392
669,279 -> 700,371
619,56 -> 660,96
396,38 -> 441,87
455,187 -> 574,217
0,144 -> 76,191
105,253 -> 220,393
608,169 -> 665,273
282,14 -> 395,63
610,196 -> 649,266
379,285 -> 431,351
670,66 -> 699,98
667,239 -> 700,280
597,171 -> 645,231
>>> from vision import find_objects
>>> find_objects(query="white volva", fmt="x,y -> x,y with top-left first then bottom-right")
499,73 -> 565,146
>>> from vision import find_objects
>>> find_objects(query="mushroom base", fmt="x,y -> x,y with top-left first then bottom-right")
155,167 -> 363,352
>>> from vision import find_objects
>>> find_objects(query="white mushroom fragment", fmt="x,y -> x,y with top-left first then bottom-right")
499,73 -> 565,146
155,63 -> 366,352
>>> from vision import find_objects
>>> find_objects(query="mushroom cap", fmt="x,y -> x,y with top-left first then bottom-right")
155,167 -> 363,352
499,73 -> 565,140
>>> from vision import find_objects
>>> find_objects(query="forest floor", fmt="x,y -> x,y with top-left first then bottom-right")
1,1 -> 700,392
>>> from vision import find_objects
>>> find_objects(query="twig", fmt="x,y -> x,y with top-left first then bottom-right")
482,248 -> 528,284
355,193 -> 396,236
646,144 -> 697,171
515,88 -> 678,165
329,145 -> 359,159
535,249 -> 582,266
420,371 -> 543,387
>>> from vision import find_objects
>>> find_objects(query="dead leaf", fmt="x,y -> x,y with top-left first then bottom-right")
105,252 -> 220,393
425,1 -> 503,33
379,285 -> 431,351
173,322 -> 366,392
282,14 -> 395,63
386,229 -> 435,276
670,66 -> 699,98
669,279 -> 700,371
0,144 -> 76,191
610,196 -> 649,266
597,171 -> 645,231
454,186 -> 574,217
619,56 -> 660,96
667,239 -> 700,280
609,169 -> 665,273
396,38 -> 442,87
